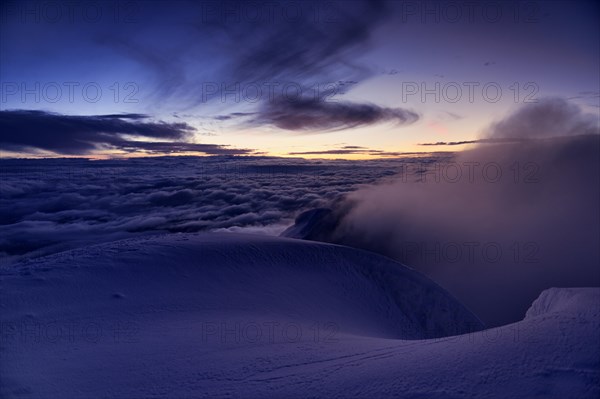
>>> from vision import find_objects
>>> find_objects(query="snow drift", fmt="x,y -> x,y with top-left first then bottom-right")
0,233 -> 483,341
1,233 -> 598,398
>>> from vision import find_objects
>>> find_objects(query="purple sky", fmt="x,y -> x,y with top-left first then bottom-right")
1,0 -> 598,158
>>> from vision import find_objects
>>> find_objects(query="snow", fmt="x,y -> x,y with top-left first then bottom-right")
525,287 -> 599,319
1,233 -> 598,398
281,208 -> 337,241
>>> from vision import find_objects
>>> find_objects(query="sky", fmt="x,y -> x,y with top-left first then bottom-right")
0,0 -> 599,327
1,0 -> 599,158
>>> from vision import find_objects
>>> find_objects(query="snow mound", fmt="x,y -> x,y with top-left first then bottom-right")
1,233 -> 483,340
525,287 -> 600,319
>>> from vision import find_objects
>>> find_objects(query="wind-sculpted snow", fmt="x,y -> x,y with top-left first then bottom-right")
525,287 -> 600,319
1,234 -> 598,398
0,233 -> 483,340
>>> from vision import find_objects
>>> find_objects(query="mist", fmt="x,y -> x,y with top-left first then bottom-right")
325,98 -> 600,326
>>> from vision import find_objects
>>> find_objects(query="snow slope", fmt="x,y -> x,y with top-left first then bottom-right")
281,208 -> 338,241
1,233 -> 598,398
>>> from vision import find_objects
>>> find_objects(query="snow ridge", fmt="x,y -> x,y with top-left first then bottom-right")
525,287 -> 600,319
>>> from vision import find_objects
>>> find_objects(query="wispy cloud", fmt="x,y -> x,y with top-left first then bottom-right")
100,0 -> 419,133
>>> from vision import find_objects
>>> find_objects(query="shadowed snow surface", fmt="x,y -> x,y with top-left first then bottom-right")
0,233 -> 598,398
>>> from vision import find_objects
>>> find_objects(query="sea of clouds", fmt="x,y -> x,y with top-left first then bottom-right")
0,155 -> 427,265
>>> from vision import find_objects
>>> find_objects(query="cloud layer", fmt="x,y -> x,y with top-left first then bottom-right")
0,156 -> 408,264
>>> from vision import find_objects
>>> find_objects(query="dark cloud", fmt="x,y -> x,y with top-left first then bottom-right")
486,97 -> 599,139
418,138 -> 527,146
288,146 -> 416,157
100,1 -> 416,133
109,140 -> 254,155
0,110 -> 254,155
420,99 -> 599,146
213,112 -> 256,121
0,110 -> 195,155
94,113 -> 149,120
210,0 -> 419,132
419,140 -> 479,146
289,150 -> 373,155
250,97 -> 419,132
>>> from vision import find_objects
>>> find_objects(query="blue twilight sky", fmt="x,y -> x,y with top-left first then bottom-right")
0,0 -> 598,158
